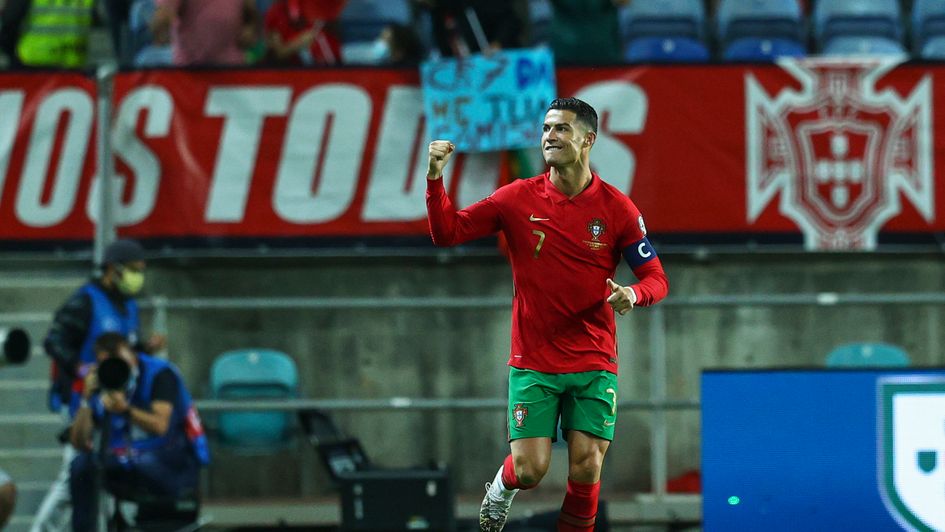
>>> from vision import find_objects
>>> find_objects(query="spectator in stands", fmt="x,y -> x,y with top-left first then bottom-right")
550,0 -> 628,65
0,466 -> 14,529
369,23 -> 425,66
68,333 -> 210,532
263,0 -> 343,66
0,0 -> 96,68
415,0 -> 528,57
32,239 -> 165,532
150,0 -> 258,66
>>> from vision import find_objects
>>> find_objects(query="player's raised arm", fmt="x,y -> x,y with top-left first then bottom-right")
425,140 -> 503,247
427,140 -> 455,180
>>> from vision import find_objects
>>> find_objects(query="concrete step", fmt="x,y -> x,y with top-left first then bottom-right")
0,379 -> 48,413
0,346 -> 52,380
0,414 -> 64,449
10,480 -> 53,519
6,516 -> 32,532
0,276 -> 86,312
0,448 -> 63,483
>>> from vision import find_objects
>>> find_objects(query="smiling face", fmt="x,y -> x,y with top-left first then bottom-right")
541,109 -> 594,167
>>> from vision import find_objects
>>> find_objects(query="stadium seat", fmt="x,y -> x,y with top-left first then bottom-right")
921,35 -> 945,59
339,0 -> 411,43
210,349 -> 299,450
912,0 -> 945,51
128,0 -> 156,55
529,0 -> 554,46
624,37 -> 709,63
723,37 -> 806,61
822,36 -> 907,56
716,0 -> 804,48
255,0 -> 276,19
826,343 -> 910,367
619,0 -> 706,42
134,45 -> 173,67
814,0 -> 903,46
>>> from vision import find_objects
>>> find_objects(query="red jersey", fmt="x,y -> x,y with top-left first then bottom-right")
426,172 -> 669,374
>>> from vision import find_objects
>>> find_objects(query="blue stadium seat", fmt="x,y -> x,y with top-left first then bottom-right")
620,0 -> 706,42
339,0 -> 411,43
134,45 -> 173,67
624,37 -> 709,63
822,36 -> 907,56
529,0 -> 553,45
716,0 -> 803,48
210,349 -> 299,450
912,0 -> 945,51
826,343 -> 910,367
814,0 -> 903,46
723,37 -> 806,61
128,0 -> 156,54
255,0 -> 276,18
922,35 -> 945,59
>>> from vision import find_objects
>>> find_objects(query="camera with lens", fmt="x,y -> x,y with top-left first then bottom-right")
97,357 -> 132,391
0,328 -> 30,367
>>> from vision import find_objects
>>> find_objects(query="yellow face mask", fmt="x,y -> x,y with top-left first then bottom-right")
116,269 -> 145,296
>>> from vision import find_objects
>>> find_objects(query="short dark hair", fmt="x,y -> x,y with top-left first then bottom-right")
93,332 -> 129,358
548,97 -> 598,134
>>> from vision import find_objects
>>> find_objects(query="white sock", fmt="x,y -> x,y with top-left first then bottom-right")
487,465 -> 519,502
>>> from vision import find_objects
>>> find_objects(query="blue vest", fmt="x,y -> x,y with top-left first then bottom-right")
94,354 -> 211,466
78,282 -> 139,366
53,283 -> 140,414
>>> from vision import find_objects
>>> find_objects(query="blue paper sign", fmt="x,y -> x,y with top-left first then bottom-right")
420,47 -> 557,153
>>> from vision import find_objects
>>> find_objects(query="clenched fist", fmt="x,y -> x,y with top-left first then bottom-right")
427,140 -> 455,180
606,278 -> 637,315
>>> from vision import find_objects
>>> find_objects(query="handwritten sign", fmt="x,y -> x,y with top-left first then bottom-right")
420,47 -> 557,153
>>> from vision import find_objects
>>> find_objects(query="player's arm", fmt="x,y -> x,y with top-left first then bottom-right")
607,204 -> 669,314
426,140 -> 502,246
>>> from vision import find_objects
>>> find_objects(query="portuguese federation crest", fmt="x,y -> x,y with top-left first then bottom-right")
878,377 -> 945,531
587,218 -> 606,241
513,403 -> 528,428
746,57 -> 934,250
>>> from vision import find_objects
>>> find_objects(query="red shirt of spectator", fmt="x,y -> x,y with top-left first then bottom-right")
264,0 -> 343,65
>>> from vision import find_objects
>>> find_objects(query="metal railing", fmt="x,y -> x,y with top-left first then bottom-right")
141,290 -> 945,500
5,290 -> 944,500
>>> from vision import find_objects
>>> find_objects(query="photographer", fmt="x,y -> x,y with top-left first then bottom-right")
68,333 -> 209,532
35,239 -> 164,531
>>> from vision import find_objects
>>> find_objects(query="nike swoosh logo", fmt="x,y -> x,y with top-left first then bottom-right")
603,421 -> 615,427
529,214 -> 550,222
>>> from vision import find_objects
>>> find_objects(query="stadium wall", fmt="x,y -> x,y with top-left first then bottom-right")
140,252 -> 945,498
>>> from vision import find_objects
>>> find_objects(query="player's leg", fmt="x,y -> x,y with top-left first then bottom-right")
557,371 -> 618,531
480,368 -> 562,531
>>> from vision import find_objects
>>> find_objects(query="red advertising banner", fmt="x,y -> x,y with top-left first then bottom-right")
0,59 -> 941,250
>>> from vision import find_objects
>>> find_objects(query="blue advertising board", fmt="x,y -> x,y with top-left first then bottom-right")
702,369 -> 945,531
420,47 -> 557,153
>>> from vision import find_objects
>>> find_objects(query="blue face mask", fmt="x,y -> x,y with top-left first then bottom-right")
370,39 -> 391,63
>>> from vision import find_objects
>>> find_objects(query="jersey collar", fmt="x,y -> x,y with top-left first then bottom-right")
543,171 -> 601,204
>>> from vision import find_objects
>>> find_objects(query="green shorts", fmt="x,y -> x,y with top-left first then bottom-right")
507,367 -> 618,442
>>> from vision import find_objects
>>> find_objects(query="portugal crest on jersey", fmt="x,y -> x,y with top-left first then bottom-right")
587,218 -> 606,241
745,57 -> 934,250
513,403 -> 528,428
